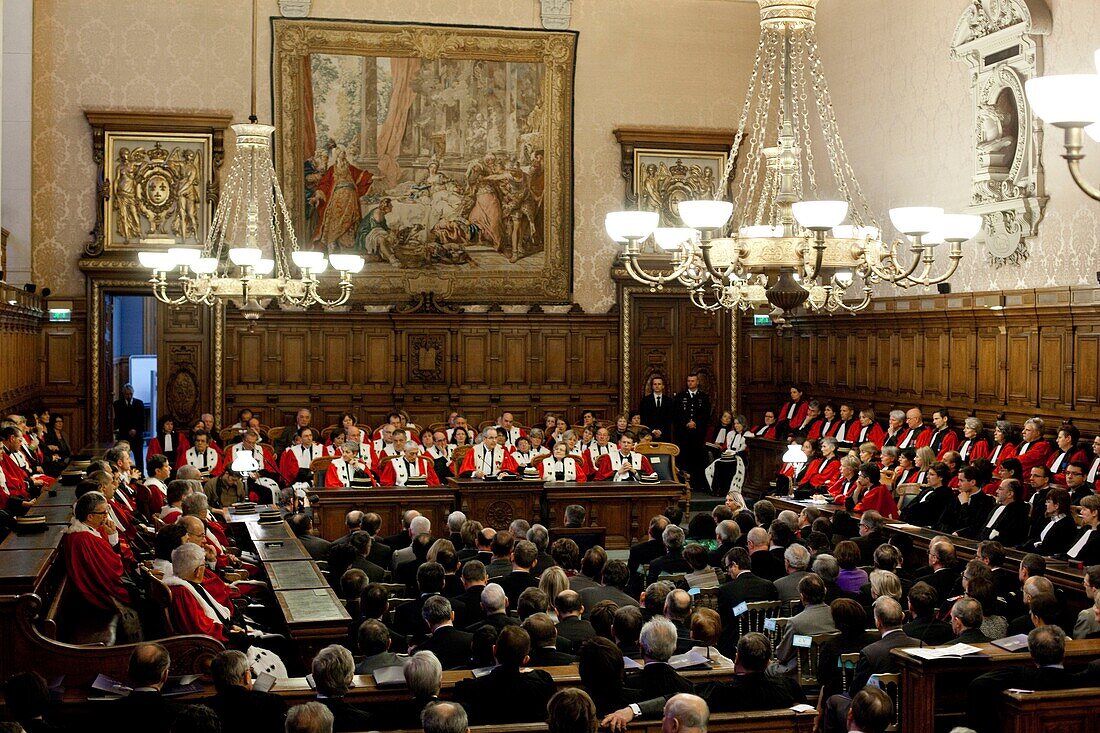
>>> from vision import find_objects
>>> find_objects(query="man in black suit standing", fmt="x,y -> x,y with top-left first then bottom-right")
823,597 -> 916,733
113,383 -> 146,474
716,547 -> 778,652
450,561 -> 489,629
639,375 -> 674,442
673,373 -> 711,490
114,643 -> 184,733
967,625 -> 1075,733
206,650 -> 287,733
415,595 -> 473,670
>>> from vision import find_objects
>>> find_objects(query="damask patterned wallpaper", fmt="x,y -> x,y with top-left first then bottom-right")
815,0 -> 1100,295
31,0 -> 760,312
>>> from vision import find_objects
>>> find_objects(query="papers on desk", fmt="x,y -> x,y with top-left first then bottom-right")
90,674 -> 204,699
991,633 -> 1031,652
373,666 -> 408,686
668,650 -> 712,670
891,523 -> 925,531
791,704 -> 816,713
623,656 -> 643,670
901,643 -> 984,660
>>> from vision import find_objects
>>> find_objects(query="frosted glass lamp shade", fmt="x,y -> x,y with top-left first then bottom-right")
889,207 -> 943,237
191,257 -> 219,274
1086,122 -> 1100,143
834,270 -> 854,287
1025,75 -> 1100,127
678,200 -> 734,229
604,214 -> 628,243
253,258 -> 276,276
792,200 -> 849,230
168,247 -> 201,267
782,443 -> 808,464
231,452 -> 259,473
138,251 -> 175,271
229,247 -> 263,267
330,253 -> 366,273
291,250 -> 326,271
941,214 -> 983,242
652,227 -> 696,250
605,211 -> 659,241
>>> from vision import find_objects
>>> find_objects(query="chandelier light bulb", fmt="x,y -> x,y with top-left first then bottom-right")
291,250 -> 326,272
834,270 -> 854,287
792,200 -> 849,230
168,247 -> 202,267
228,247 -> 263,267
889,207 -> 944,237
652,227 -> 696,251
1024,75 -> 1100,127
678,200 -> 734,230
190,257 -> 219,274
604,213 -> 628,243
329,253 -> 366,273
254,258 -> 276,276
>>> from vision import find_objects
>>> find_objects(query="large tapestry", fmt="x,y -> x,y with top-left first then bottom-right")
272,19 -> 577,303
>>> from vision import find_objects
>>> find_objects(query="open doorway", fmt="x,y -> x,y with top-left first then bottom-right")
103,293 -> 157,460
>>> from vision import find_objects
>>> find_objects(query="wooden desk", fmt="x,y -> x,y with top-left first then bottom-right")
0,525 -> 64,552
0,549 -> 58,594
449,477 -> 542,531
310,487 -> 454,541
245,521 -> 293,542
253,538 -> 310,562
1001,687 -> 1100,733
35,488 -> 76,507
744,435 -> 786,499
33,505 -> 74,526
891,639 -> 1100,732
274,587 -> 352,667
264,561 -> 328,590
543,481 -> 684,549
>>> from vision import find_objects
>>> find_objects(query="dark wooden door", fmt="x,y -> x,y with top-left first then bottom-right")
155,302 -> 213,430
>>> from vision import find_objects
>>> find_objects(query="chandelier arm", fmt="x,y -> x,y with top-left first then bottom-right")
1060,126 -> 1100,202
830,285 -> 874,313
622,255 -> 671,287
905,245 -> 964,287
303,279 -> 353,308
151,277 -> 190,306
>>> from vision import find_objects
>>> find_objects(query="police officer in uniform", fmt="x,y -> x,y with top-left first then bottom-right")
674,373 -> 711,491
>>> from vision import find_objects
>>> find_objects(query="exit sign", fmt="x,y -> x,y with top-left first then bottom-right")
753,315 -> 771,326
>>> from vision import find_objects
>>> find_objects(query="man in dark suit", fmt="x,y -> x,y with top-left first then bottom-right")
626,616 -> 695,699
500,540 -> 540,608
353,619 -> 406,675
976,540 -> 1021,599
709,520 -> 740,568
628,516 -> 670,596
360,512 -> 393,569
113,383 -> 146,474
527,524 -> 556,577
1023,486 -> 1078,556
469,582 -> 520,634
646,524 -> 692,584
824,597 -> 916,733
312,644 -> 373,731
918,538 -> 962,605
453,625 -> 555,724
949,597 -> 991,644
903,581 -> 954,646
485,531 -> 515,580
716,547 -> 778,650
973,479 -> 1030,546
114,643 -> 185,733
392,562 -> 445,639
348,531 -> 385,583
288,513 -> 331,561
207,649 -> 288,733
554,589 -> 597,647
704,632 -> 805,712
746,527 -> 784,582
580,559 -> 640,613
852,511 -> 887,565
416,595 -> 474,670
673,373 -> 711,490
901,463 -> 955,527
967,626 -> 1075,733
638,375 -> 674,442
938,466 -> 995,536
663,589 -> 698,654
523,613 -> 578,666
382,509 -> 421,553
374,650 -> 444,731
450,561 -> 489,629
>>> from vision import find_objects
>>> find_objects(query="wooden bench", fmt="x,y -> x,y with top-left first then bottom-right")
381,708 -> 816,732
1000,687 -> 1100,733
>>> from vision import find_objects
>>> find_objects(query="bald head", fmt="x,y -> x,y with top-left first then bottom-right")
663,693 -> 709,733
746,527 -> 769,551
176,464 -> 202,481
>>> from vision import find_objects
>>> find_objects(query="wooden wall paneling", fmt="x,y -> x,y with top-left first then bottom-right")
364,331 -> 393,385
948,327 -> 974,401
278,330 -> 307,385
503,331 -> 528,386
922,327 -> 945,399
321,333 -> 351,385
897,330 -> 919,396
460,333 -> 488,385
1005,328 -> 1035,406
975,322 -> 1005,404
1075,330 -> 1100,410
748,333 -> 773,383
157,303 -> 211,429
541,331 -> 568,385
853,329 -> 873,392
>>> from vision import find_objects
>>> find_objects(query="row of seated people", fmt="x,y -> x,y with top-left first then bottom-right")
41,475 -> 1100,733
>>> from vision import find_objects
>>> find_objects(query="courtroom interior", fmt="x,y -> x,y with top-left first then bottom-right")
1,1 -> 1099,732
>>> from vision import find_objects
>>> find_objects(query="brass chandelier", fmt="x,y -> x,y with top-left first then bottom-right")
608,0 -> 981,321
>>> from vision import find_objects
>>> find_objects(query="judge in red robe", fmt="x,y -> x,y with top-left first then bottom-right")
825,460 -> 860,502
279,428 -> 323,485
539,444 -> 587,483
846,410 -> 886,450
325,443 -> 374,488
776,387 -> 810,431
380,443 -> 441,486
63,491 -> 131,611
458,428 -> 519,478
959,417 -> 992,464
177,431 -> 222,476
593,435 -> 656,482
896,409 -> 927,450
1016,418 -> 1053,475
217,432 -> 277,477
145,416 -> 189,470
852,464 -> 898,519
989,422 -> 1018,470
749,411 -> 783,440
165,542 -> 233,641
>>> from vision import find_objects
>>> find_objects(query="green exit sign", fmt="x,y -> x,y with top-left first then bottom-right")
48,309 -> 72,322
753,315 -> 771,326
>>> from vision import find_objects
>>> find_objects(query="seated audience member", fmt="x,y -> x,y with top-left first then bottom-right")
548,688 -> 599,733
901,462 -> 954,527
2,671 -> 58,733
470,582 -> 519,634
645,524 -> 692,584
416,595 -> 473,670
517,587 -> 550,621
1065,460 -> 1092,505
179,430 -> 221,477
851,511 -> 887,565
555,589 -> 597,646
113,644 -> 184,733
967,626 -> 1074,733
689,607 -> 723,651
1066,497 -> 1100,566
951,597 -> 991,644
613,604 -> 644,657
285,701 -> 333,733
918,408 -> 959,459
325,442 -> 372,488
380,651 -> 445,730
630,617 -> 694,700
847,409 -> 886,450
847,687 -> 894,733
166,543 -> 238,642
570,545 -> 607,592
748,410 -> 782,440
500,539 -> 540,608
896,408 -> 926,450
1015,417 -> 1053,475
63,490 -> 132,613
1047,425 -> 1085,485
973,479 -> 1030,546
147,416 -> 189,469
774,543 -> 812,601
1025,486 -> 1077,556
881,410 -> 906,447
823,597 -> 915,733
714,631 -> 805,711
717,547 -> 779,643
777,386 -> 810,430
207,650 -> 287,733
539,442 -> 588,483
834,541 -> 868,595
939,465 -> 994,535
770,574 -> 836,675
459,427 -> 519,478
524,612 -> 577,665
453,625 -> 555,724
288,512 -> 331,561
581,558 -> 638,611
824,455 -> 861,505
816,599 -> 880,698
662,590 -> 696,653
355,619 -> 405,675
484,530 -> 515,579
311,645 -> 372,732
903,581 -> 953,646
745,526 -> 784,581
683,543 -> 720,590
